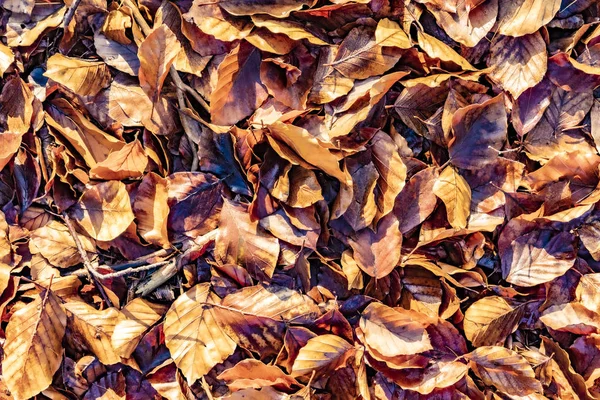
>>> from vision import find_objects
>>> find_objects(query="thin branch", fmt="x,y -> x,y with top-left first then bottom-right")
62,0 -> 83,29
62,213 -> 113,307
69,260 -> 172,279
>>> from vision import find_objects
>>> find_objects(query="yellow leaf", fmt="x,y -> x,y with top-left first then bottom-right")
433,165 -> 471,229
164,283 -> 237,382
3,289 -> 66,399
44,54 -> 111,96
70,181 -> 135,241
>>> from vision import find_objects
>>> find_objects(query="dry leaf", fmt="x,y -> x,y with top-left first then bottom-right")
348,214 -> 402,279
138,25 -> 181,102
164,283 -> 237,382
64,301 -> 121,365
215,199 -> 280,280
291,334 -> 354,378
467,346 -> 542,396
497,0 -> 561,37
487,32 -> 547,99
463,296 -> 524,346
433,166 -> 471,229
111,298 -> 168,358
70,181 -> 135,241
133,172 -> 170,248
89,140 -> 148,180
360,302 -> 432,357
210,41 -> 268,125
29,220 -> 95,268
44,54 -> 111,97
2,288 -> 66,400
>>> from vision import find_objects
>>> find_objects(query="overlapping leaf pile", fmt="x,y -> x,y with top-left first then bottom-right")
2,0 -> 600,398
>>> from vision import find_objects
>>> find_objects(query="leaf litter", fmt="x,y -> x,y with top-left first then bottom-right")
1,0 -> 600,398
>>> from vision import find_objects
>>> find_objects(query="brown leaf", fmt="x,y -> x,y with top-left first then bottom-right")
417,30 -> 475,71
540,302 -> 600,334
0,75 -> 35,135
523,85 -> 595,162
2,289 -> 66,400
267,122 -> 351,186
463,296 -> 525,347
487,32 -> 547,99
64,301 -> 121,365
89,140 -> 148,180
133,172 -> 170,248
394,167 -> 439,234
0,43 -> 14,76
111,298 -> 168,358
252,16 -> 327,45
210,41 -> 268,125
29,220 -> 95,268
221,284 -> 320,323
218,359 -> 299,391
291,334 -> 354,378
138,25 -> 181,102
44,54 -> 111,97
184,2 -> 252,42
360,302 -> 432,357
428,0 -> 498,47
449,94 -> 507,170
497,0 -> 561,37
70,181 -> 135,241
432,165 -> 471,229
348,214 -> 402,279
167,172 -> 224,241
164,283 -> 237,382
576,273 -> 600,313
330,22 -> 406,79
501,229 -> 576,287
467,346 -> 542,396
215,199 -> 280,280
212,0 -> 314,18
45,99 -> 126,168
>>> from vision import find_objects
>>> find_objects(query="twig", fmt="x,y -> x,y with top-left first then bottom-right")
62,213 -> 114,307
109,247 -> 177,271
68,260 -> 171,279
62,0 -> 83,29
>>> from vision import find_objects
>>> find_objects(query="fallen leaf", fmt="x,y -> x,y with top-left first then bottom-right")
497,0 -> 561,37
463,296 -> 525,346
138,25 -> 181,102
433,165 -> 471,229
133,172 -> 170,248
360,302 -> 432,357
487,32 -> 547,99
70,181 -> 135,241
449,94 -> 507,170
164,283 -> 237,382
89,140 -> 148,180
44,54 -> 111,97
210,41 -> 268,125
348,214 -> 402,279
215,199 -> 280,280
111,298 -> 168,358
29,220 -> 95,268
467,346 -> 542,396
2,288 -> 66,400
291,334 -> 354,378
